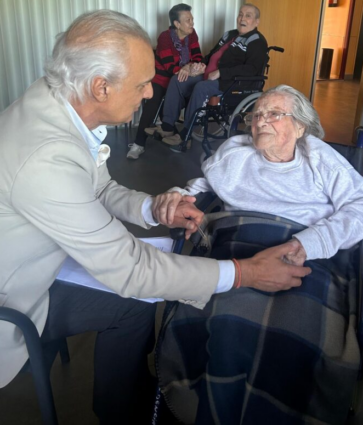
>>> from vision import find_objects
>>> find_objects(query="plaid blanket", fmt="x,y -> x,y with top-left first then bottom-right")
156,213 -> 360,425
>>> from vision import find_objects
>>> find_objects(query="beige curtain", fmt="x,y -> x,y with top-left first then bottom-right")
0,0 -> 241,113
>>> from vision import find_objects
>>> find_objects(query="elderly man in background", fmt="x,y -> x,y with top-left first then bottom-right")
147,3 -> 267,152
0,10 -> 310,424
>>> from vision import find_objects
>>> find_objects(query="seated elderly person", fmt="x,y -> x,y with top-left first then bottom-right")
156,85 -> 363,424
146,3 -> 267,153
127,3 -> 203,159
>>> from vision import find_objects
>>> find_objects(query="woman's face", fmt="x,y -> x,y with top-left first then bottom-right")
251,94 -> 305,162
175,11 -> 194,38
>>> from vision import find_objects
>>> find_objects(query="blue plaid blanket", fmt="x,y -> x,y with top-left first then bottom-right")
156,213 -> 360,424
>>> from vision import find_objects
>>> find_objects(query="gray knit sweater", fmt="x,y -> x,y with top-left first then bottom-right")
177,134 -> 363,260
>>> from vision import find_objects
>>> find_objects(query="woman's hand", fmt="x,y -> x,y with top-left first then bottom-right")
283,239 -> 307,266
177,64 -> 191,82
190,62 -> 206,77
152,191 -> 204,239
207,69 -> 220,80
236,240 -> 311,292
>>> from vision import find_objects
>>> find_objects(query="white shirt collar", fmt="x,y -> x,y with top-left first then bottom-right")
65,101 -> 107,160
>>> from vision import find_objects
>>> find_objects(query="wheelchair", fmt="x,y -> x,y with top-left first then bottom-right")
153,141 -> 363,424
179,45 -> 284,159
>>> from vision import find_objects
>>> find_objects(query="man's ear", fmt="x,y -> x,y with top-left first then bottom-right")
91,77 -> 109,102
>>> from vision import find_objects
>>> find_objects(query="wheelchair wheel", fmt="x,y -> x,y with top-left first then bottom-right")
192,122 -> 225,142
228,92 -> 262,138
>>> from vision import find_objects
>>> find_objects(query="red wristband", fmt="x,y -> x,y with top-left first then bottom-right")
232,258 -> 242,289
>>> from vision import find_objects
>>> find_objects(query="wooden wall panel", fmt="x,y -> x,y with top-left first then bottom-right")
346,0 -> 363,75
249,0 -> 323,98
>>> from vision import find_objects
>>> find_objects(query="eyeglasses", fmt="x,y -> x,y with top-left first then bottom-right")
244,111 -> 294,125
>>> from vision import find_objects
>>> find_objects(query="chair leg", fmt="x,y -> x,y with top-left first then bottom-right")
30,360 -> 58,425
25,328 -> 59,424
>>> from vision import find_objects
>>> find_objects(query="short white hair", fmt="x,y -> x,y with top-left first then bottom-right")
242,4 -> 260,19
257,85 -> 325,139
44,10 -> 151,103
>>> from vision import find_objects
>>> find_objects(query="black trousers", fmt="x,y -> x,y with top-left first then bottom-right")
134,83 -> 166,147
41,280 -> 157,424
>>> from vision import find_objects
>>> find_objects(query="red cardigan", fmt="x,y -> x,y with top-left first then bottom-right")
153,28 -> 202,89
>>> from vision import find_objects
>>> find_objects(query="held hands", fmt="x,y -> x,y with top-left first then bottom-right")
177,64 -> 191,82
283,238 -> 307,266
177,63 -> 207,81
152,191 -> 204,239
236,240 -> 311,292
190,62 -> 206,77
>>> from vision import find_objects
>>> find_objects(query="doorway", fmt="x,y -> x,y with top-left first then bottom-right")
313,0 -> 363,144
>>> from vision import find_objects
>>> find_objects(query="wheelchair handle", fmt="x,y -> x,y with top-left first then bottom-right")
268,46 -> 284,53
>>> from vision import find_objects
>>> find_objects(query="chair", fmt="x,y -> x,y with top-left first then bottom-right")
0,307 -> 70,425
180,45 -> 284,158
155,140 -> 363,423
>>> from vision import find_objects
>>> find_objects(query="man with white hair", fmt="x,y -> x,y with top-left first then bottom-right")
0,9 -> 310,423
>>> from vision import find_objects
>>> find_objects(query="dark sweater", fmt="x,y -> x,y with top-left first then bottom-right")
203,28 -> 268,91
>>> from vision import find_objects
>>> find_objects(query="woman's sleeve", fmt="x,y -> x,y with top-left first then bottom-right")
294,166 -> 363,260
156,31 -> 181,75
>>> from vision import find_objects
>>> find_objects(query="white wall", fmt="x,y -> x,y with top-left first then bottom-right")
0,0 -> 242,113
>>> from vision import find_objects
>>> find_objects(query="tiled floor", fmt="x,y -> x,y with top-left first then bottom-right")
1,88 -> 363,423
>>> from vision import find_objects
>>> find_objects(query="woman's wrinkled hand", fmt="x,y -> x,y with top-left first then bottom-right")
152,192 -> 204,239
177,65 -> 191,82
190,62 -> 206,77
282,239 -> 307,266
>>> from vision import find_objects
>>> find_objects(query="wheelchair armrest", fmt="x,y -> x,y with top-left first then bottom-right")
233,76 -> 267,82
268,46 -> 284,53
195,192 -> 218,211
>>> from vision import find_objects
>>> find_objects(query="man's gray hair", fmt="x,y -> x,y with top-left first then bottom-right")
44,10 -> 151,103
243,3 -> 260,19
258,85 -> 325,139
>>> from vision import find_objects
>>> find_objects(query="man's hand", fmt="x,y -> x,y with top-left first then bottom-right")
237,240 -> 311,292
207,69 -> 220,80
152,191 -> 204,239
177,65 -> 191,82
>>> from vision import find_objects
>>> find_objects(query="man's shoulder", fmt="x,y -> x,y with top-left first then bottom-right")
221,29 -> 239,43
239,29 -> 267,48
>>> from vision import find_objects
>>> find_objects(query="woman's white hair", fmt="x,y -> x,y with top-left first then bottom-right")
258,85 -> 325,139
44,10 -> 151,104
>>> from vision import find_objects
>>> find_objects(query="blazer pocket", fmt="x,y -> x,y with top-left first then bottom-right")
0,293 -> 8,306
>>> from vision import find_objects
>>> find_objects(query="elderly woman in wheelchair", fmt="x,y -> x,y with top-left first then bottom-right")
156,85 -> 363,424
